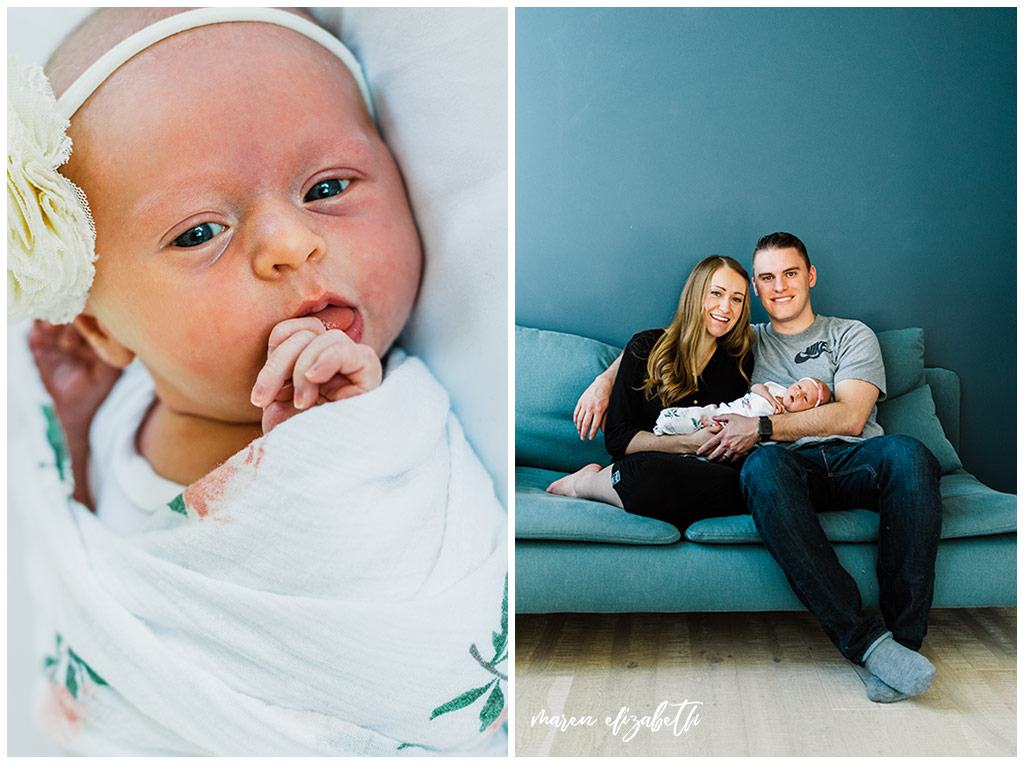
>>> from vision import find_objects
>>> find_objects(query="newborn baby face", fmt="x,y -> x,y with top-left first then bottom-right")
782,377 -> 829,412
65,22 -> 422,424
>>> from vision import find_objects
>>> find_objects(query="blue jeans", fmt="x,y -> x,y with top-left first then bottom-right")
740,435 -> 942,663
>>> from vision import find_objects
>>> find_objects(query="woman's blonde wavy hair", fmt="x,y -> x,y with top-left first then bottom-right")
641,255 -> 753,407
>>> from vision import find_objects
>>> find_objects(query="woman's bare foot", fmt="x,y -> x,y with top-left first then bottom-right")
546,463 -> 603,497
546,463 -> 623,508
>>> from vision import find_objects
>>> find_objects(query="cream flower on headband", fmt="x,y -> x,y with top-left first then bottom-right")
7,55 -> 96,324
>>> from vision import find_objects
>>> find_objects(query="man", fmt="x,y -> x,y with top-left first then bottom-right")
572,232 -> 942,702
697,232 -> 942,702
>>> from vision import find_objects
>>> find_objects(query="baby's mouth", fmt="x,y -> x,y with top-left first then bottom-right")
297,300 -> 364,344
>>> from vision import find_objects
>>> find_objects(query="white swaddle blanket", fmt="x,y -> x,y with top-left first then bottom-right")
9,338 -> 508,756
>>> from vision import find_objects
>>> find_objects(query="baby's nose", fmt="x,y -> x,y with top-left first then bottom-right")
249,201 -> 326,277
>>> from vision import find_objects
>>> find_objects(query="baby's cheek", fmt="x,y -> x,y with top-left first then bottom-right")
175,308 -> 265,380
358,245 -> 421,321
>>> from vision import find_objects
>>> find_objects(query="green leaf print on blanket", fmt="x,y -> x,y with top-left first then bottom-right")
429,574 -> 507,733
44,633 -> 108,699
168,493 -> 188,516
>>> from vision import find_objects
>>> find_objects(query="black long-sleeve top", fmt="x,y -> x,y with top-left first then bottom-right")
604,329 -> 754,460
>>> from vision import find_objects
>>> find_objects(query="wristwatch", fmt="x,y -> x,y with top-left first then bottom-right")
758,415 -> 773,442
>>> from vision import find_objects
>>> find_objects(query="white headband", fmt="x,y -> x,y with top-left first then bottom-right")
798,377 -> 826,408
8,8 -> 375,325
57,7 -> 375,120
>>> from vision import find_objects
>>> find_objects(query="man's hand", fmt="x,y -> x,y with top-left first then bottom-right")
251,317 -> 382,434
696,413 -> 760,462
573,374 -> 613,440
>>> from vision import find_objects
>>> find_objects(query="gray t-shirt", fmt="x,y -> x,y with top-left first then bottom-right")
752,314 -> 886,449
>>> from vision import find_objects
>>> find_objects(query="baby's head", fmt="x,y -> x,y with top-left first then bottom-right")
781,377 -> 832,413
44,8 -> 422,424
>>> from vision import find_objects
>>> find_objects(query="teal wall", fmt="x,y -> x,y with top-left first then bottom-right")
515,7 -> 1016,493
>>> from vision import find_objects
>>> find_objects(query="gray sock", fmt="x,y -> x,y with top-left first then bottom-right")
865,673 -> 911,703
862,633 -> 935,697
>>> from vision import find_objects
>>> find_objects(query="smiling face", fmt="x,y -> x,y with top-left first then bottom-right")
782,377 -> 831,412
751,246 -> 816,333
65,23 -> 422,424
702,266 -> 747,339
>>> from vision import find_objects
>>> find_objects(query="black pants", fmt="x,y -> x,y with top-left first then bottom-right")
611,451 -> 746,531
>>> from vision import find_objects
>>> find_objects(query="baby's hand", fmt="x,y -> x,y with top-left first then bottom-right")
251,317 -> 382,433
751,383 -> 785,415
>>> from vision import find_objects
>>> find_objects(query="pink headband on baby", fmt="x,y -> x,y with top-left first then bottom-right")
799,377 -> 826,408
8,8 -> 375,325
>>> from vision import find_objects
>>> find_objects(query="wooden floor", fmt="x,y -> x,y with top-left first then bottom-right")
514,608 -> 1016,756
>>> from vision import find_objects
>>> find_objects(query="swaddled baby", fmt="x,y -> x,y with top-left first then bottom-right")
8,7 -> 505,756
654,376 -> 832,435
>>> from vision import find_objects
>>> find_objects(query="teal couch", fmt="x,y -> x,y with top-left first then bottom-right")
515,325 -> 1017,613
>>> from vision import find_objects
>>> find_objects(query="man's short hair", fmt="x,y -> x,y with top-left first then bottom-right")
753,232 -> 810,269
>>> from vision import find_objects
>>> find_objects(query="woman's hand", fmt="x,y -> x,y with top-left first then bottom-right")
624,420 -> 722,455
251,317 -> 382,434
573,354 -> 622,440
28,320 -> 123,510
573,374 -> 613,440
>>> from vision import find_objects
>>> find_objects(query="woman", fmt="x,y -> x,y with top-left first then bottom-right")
547,255 -> 754,530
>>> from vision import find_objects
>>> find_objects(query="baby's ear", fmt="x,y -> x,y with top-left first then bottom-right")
73,313 -> 136,368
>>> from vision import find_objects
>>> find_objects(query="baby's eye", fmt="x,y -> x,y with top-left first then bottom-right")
304,178 -> 351,202
172,222 -> 225,248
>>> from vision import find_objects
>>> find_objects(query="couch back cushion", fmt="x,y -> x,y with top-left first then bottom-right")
515,325 -> 621,471
876,383 -> 962,474
924,367 -> 961,451
873,327 -> 962,474
875,327 -> 926,398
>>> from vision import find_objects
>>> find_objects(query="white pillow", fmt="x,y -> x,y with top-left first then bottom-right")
325,8 -> 508,507
8,7 -> 509,506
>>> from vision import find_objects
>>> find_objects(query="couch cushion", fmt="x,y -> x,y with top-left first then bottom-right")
875,383 -> 962,474
515,325 -> 621,471
936,470 -> 1018,537
876,327 -> 925,398
516,466 -> 680,544
684,470 -> 1015,543
924,367 -> 961,451
684,509 -> 880,544
517,467 -> 1015,546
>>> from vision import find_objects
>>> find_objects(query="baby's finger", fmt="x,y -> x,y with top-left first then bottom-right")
290,332 -> 343,410
290,331 -> 381,408
273,381 -> 295,402
308,340 -> 383,399
251,329 -> 318,406
266,317 -> 325,355
294,330 -> 352,380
